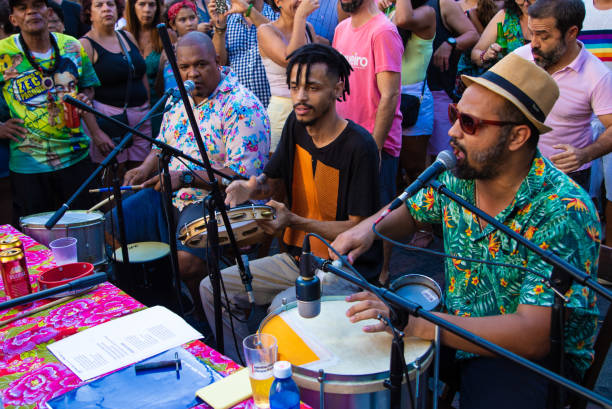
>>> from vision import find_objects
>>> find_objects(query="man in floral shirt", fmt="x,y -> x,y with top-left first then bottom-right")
334,53 -> 600,409
119,31 -> 270,313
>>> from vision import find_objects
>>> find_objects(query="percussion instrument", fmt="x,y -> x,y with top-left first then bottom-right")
178,204 -> 275,248
390,274 -> 443,311
259,297 -> 433,409
20,211 -> 106,266
112,242 -> 188,311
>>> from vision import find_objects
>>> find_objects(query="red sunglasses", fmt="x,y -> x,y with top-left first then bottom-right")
448,103 -> 521,135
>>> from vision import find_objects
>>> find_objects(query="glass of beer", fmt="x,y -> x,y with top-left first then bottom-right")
243,333 -> 277,408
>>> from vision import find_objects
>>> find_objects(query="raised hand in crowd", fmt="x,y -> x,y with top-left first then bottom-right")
0,119 -> 27,142
378,0 -> 394,12
296,0 -> 319,19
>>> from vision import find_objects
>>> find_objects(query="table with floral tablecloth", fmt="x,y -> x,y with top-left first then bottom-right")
0,224 -> 308,409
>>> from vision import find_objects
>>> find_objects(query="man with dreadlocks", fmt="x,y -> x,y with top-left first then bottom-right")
200,43 -> 382,338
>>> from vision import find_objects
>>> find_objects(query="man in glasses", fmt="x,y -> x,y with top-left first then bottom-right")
332,53 -> 600,409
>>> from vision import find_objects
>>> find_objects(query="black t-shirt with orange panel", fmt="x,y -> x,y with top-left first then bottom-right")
264,112 -> 383,282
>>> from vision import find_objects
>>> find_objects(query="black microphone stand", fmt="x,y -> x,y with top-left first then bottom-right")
58,95 -> 241,318
426,179 -> 612,407
311,255 -> 612,409
157,23 -> 256,354
45,88 -> 179,265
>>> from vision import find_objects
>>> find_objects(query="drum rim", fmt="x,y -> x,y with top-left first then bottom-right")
259,296 -> 434,383
113,241 -> 171,263
390,274 -> 444,310
20,210 -> 105,228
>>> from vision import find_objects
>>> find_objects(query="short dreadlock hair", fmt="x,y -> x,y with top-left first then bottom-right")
286,43 -> 353,102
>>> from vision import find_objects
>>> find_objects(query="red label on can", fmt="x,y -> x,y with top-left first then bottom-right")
1,258 -> 32,299
63,100 -> 81,129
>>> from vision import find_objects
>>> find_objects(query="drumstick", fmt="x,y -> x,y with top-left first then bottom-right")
89,185 -> 144,193
0,294 -> 79,327
87,193 -> 120,213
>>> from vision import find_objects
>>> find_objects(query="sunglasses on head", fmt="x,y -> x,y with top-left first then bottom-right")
448,103 -> 522,135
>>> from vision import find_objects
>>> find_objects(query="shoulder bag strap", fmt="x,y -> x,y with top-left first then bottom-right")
115,29 -> 133,113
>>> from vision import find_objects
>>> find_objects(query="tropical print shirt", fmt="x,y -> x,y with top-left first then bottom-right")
407,151 -> 600,375
155,66 -> 270,210
0,33 -> 99,174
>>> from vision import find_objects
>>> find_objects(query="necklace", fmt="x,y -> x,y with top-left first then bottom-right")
19,33 -> 60,83
474,183 -> 484,231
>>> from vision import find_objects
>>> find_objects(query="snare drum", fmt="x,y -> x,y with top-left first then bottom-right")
259,297 -> 433,409
177,204 -> 274,248
20,211 -> 106,266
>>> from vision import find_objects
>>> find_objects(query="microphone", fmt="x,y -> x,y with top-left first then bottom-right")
375,150 -> 456,224
168,80 -> 195,102
296,237 -> 321,318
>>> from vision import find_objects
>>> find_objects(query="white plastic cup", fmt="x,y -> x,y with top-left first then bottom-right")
49,237 -> 78,265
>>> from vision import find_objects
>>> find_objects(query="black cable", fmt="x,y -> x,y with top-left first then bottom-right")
371,223 -> 556,284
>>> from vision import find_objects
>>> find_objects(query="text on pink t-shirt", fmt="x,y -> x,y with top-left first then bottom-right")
333,13 -> 404,157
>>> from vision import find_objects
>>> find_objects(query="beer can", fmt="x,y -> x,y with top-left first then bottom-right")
63,97 -> 81,129
0,235 -> 25,254
0,248 -> 32,299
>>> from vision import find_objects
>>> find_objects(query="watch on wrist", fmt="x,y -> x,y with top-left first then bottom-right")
446,37 -> 457,49
180,171 -> 194,187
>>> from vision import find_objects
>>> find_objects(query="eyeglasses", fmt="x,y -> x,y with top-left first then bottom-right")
448,103 -> 521,135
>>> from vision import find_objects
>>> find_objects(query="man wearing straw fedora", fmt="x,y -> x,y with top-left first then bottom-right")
333,53 -> 600,408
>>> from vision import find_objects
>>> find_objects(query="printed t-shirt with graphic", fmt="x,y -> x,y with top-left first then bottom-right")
580,0 -> 612,71
0,33 -> 100,174
332,13 -> 404,158
155,67 -> 270,210
264,112 -> 383,282
407,151 -> 600,375
514,43 -> 612,171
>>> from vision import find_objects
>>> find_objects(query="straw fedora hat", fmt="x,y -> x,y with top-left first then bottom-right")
461,53 -> 559,134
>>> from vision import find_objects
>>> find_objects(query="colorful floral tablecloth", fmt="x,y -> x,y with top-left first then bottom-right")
0,225 -> 307,409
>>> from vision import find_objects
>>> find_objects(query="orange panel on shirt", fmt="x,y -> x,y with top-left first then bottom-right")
283,145 -> 339,258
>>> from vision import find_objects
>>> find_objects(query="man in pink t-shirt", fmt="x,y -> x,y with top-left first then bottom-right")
332,0 -> 403,203
513,0 -> 612,190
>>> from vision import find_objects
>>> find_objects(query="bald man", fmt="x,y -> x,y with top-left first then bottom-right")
116,32 -> 270,315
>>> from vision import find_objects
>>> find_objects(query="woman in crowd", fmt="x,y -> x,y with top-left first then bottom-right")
257,0 -> 325,151
380,0 -> 436,255
80,0 -> 151,172
125,0 -> 173,137
161,0 -> 203,91
470,0 -> 532,67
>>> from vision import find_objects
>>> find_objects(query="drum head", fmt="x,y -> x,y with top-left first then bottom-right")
20,211 -> 104,228
390,274 -> 442,311
113,242 -> 170,263
260,297 -> 431,382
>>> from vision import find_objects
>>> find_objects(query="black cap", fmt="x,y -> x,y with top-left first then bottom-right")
9,0 -> 50,12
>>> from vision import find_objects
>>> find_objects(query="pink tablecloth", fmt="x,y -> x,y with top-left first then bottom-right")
0,225 -> 302,409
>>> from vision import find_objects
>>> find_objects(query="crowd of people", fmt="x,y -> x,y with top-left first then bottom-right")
0,0 -> 611,406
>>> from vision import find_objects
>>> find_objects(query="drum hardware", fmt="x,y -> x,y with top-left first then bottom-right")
432,325 -> 440,409
317,369 -> 325,409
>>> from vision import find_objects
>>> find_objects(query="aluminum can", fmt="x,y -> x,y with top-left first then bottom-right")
63,96 -> 81,129
0,235 -> 25,254
0,248 -> 32,299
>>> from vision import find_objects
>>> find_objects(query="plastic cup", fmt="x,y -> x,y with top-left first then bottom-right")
49,237 -> 78,265
243,333 -> 277,408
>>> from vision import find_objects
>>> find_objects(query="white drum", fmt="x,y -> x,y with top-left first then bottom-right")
259,297 -> 433,409
20,211 -> 106,266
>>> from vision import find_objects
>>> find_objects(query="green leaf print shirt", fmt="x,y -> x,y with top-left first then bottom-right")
407,151 -> 600,375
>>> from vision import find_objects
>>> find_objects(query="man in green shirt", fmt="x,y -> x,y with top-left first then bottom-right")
333,53 -> 600,408
0,0 -> 111,223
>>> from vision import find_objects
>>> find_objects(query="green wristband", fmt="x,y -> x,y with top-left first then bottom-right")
245,3 -> 253,17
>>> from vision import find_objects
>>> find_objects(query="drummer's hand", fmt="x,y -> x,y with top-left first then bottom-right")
142,171 -> 182,192
330,220 -> 376,265
123,166 -> 148,186
225,176 -> 257,207
257,200 -> 291,235
345,291 -> 391,333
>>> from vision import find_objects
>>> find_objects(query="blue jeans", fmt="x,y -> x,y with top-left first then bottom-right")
380,150 -> 399,205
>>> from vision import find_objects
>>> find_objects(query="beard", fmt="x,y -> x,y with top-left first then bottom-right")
294,96 -> 333,127
452,129 -> 510,180
532,38 -> 567,70
340,0 -> 364,13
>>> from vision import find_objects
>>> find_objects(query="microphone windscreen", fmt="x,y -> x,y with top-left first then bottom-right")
437,150 -> 457,170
